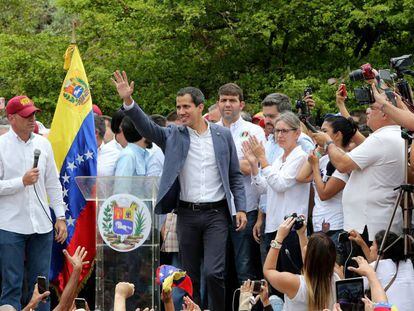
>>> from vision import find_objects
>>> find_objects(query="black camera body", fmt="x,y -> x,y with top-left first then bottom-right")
354,86 -> 375,105
295,87 -> 312,117
390,54 -> 413,72
284,213 -> 305,230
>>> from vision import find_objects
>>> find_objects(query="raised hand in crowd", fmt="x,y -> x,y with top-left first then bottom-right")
111,70 -> 135,105
160,289 -> 173,311
303,93 -> 315,110
258,280 -> 272,309
54,247 -> 89,311
348,256 -> 388,304
239,279 -> 254,310
348,230 -> 373,262
370,82 -> 414,131
114,282 -> 135,311
22,284 -> 50,311
182,296 -> 201,311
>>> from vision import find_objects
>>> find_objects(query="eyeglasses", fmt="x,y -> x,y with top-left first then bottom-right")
274,128 -> 297,135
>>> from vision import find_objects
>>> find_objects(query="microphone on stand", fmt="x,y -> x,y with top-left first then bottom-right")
33,149 -> 41,168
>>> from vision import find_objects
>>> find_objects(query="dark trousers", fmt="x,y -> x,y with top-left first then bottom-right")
0,229 -> 53,311
176,206 -> 228,311
229,210 -> 260,284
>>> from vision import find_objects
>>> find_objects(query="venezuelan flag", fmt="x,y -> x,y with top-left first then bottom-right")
48,44 -> 97,293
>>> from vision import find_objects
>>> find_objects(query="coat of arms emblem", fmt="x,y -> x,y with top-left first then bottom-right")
98,194 -> 151,252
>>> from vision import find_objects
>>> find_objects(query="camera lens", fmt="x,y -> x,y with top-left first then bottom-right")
349,69 -> 364,82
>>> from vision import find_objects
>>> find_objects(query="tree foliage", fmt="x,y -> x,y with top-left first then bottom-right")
1,0 -> 414,125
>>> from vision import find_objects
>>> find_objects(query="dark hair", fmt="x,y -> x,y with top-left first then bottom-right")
94,115 -> 106,139
110,110 -> 125,134
303,232 -> 337,310
166,110 -> 179,122
151,114 -> 167,127
177,87 -> 205,106
375,230 -> 405,263
120,116 -> 142,143
324,116 -> 358,147
218,83 -> 244,101
261,93 -> 291,113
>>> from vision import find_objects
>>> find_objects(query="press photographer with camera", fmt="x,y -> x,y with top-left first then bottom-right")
312,89 -> 404,242
243,111 -> 310,274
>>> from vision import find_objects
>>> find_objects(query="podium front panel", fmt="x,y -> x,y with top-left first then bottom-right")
76,176 -> 160,310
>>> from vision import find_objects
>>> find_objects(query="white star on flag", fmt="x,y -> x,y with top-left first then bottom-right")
62,188 -> 68,198
84,150 -> 93,159
67,161 -> 76,171
63,202 -> 69,212
62,172 -> 70,183
76,154 -> 84,164
67,216 -> 76,227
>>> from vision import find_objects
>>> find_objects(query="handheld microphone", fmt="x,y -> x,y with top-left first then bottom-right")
33,149 -> 41,168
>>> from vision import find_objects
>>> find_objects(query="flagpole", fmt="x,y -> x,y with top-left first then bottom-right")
71,19 -> 78,44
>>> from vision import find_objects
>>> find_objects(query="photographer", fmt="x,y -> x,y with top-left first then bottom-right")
312,96 -> 404,242
263,217 -> 340,310
370,82 -> 414,131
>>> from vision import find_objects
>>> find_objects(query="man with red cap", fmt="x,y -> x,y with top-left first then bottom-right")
0,96 -> 67,311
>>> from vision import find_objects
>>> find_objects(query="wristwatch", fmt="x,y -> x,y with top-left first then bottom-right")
324,140 -> 334,152
57,216 -> 66,221
270,239 -> 283,249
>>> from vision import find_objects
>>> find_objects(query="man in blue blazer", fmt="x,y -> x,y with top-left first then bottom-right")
112,71 -> 247,310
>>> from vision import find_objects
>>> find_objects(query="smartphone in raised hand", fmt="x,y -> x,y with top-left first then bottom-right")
37,276 -> 47,294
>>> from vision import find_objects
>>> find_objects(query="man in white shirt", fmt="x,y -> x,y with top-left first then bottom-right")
313,106 -> 404,241
96,115 -> 117,176
216,83 -> 265,284
0,96 -> 67,311
97,112 -> 124,176
112,71 -> 246,311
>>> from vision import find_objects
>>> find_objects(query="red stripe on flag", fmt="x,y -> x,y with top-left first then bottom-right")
55,201 -> 96,292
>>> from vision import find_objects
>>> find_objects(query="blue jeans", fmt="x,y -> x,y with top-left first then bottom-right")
0,229 -> 53,311
229,210 -> 259,284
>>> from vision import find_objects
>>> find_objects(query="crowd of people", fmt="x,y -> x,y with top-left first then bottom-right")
1,66 -> 414,311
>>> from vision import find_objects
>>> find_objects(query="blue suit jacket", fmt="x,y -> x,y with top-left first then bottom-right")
124,103 -> 246,216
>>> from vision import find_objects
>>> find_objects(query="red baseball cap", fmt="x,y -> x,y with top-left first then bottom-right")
6,96 -> 40,117
93,104 -> 103,116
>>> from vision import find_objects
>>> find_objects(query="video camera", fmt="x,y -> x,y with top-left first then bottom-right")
284,213 -> 305,230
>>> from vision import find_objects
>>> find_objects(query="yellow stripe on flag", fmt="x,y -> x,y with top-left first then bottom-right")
48,44 -> 93,171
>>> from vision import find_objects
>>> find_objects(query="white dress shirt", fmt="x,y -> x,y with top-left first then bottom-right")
217,117 -> 266,212
0,129 -> 65,234
343,125 -> 404,240
179,124 -> 225,203
97,139 -> 122,176
252,146 -> 309,233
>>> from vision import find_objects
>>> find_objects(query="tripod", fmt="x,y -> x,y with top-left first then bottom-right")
374,131 -> 414,270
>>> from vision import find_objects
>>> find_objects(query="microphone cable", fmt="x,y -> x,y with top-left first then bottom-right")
33,183 -> 54,225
